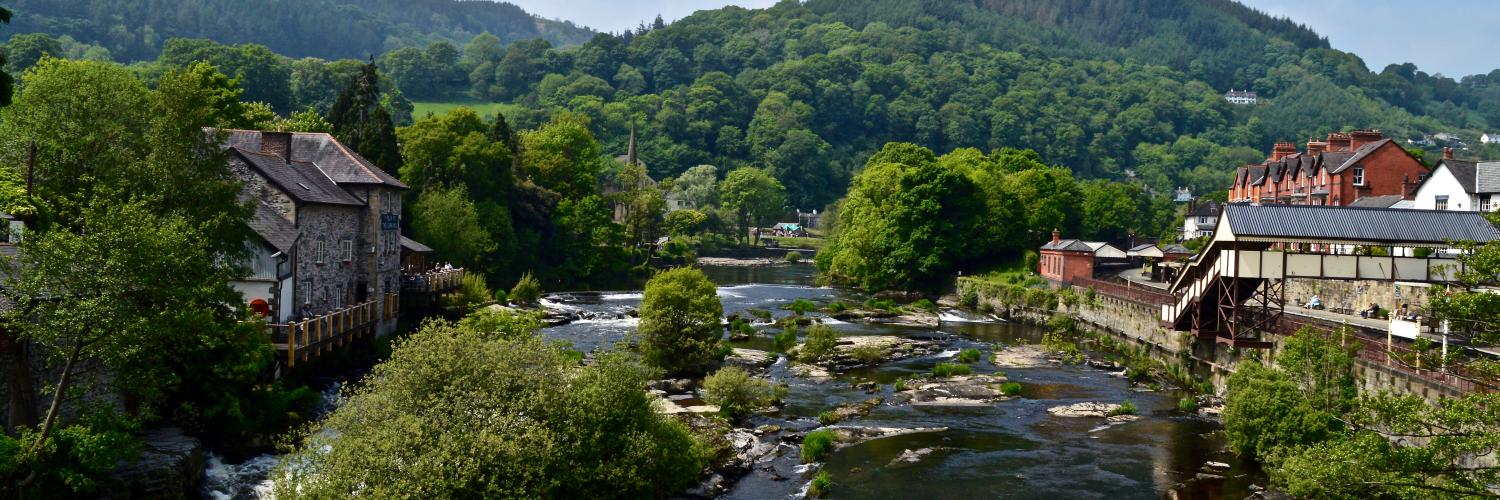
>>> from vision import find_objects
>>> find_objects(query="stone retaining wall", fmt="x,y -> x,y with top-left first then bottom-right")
959,278 -> 1479,400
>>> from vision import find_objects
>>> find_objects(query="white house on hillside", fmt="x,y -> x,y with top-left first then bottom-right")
1411,158 -> 1500,212
1181,200 -> 1222,240
1483,133 -> 1500,145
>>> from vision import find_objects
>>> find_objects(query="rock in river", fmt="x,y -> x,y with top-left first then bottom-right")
889,374 -> 1012,407
1047,402 -> 1123,418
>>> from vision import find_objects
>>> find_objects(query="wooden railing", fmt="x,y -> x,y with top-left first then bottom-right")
403,268 -> 465,293
271,292 -> 399,367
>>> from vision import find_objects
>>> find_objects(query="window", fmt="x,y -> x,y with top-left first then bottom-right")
1198,216 -> 1209,224
1352,167 -> 1365,186
1436,195 -> 1449,211
316,240 -> 326,264
342,239 -> 353,262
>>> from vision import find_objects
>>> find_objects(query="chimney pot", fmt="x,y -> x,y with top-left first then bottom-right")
1052,228 -> 1061,244
1443,147 -> 1454,160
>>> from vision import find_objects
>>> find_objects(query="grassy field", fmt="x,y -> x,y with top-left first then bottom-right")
412,101 -> 516,120
769,236 -> 825,250
968,252 -> 1039,286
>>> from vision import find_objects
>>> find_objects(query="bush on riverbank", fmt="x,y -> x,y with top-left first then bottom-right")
956,348 -> 982,363
702,367 -> 781,420
1000,382 -> 1023,396
273,315 -> 703,498
640,268 -> 726,375
509,271 -> 542,305
809,471 -> 832,498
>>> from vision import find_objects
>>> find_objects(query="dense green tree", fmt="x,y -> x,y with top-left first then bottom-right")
719,167 -> 787,247
672,164 -> 720,209
158,38 -> 292,112
638,267 -> 725,375
3,32 -> 61,75
519,113 -> 603,199
273,314 -> 702,498
409,185 -> 496,271
328,60 -> 401,174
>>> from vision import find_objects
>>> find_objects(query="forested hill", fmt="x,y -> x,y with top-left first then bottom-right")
5,0 -> 595,61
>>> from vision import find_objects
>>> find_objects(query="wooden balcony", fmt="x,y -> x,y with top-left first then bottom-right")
271,292 -> 399,367
403,268 -> 465,294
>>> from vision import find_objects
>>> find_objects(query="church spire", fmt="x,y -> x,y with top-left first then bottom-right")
626,124 -> 638,167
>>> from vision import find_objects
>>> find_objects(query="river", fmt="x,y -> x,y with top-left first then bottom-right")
203,263 -> 1256,499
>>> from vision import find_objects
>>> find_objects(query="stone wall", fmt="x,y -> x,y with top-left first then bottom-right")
1285,278 -> 1433,315
293,203 -> 365,317
228,155 -> 296,222
959,278 -> 1481,399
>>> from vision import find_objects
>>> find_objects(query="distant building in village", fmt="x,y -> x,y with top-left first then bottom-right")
1223,89 -> 1257,105
1172,187 -> 1194,203
1482,133 -> 1500,145
1181,200 -> 1222,240
1227,130 -> 1429,207
222,130 -> 413,334
606,127 -> 661,223
1038,230 -> 1126,285
1411,149 -> 1500,212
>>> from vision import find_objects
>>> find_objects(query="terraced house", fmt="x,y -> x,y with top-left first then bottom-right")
1227,130 -> 1429,207
221,130 -> 410,336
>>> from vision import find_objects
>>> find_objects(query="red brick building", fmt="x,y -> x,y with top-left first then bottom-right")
1228,130 -> 1427,206
1039,230 -> 1099,284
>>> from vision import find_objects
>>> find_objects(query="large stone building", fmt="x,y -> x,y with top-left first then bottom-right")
1227,130 -> 1429,207
222,130 -> 410,335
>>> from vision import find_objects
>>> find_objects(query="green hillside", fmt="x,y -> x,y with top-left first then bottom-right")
4,0 -> 595,61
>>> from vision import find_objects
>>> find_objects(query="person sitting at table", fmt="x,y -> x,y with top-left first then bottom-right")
1305,295 -> 1322,309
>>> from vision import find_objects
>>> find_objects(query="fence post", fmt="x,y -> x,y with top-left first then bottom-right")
287,324 -> 296,368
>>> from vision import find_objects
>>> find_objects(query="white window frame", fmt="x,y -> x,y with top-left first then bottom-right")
316,240 -> 326,264
1436,195 -> 1450,211
342,239 -> 353,262
1352,167 -> 1366,186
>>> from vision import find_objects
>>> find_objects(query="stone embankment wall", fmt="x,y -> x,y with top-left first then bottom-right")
1285,278 -> 1433,315
959,278 -> 1480,401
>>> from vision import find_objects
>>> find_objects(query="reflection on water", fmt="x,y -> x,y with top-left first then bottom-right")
536,265 -> 1250,500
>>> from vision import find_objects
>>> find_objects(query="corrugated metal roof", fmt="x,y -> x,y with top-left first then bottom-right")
1224,204 -> 1500,244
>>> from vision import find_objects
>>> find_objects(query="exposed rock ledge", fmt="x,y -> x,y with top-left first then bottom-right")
1047,402 -> 1122,418
889,374 -> 1012,406
824,425 -> 949,448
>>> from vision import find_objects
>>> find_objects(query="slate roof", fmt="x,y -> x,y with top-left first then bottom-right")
1223,204 -> 1500,244
1346,194 -> 1406,209
1041,239 -> 1095,252
1187,201 -> 1222,217
234,149 -> 364,206
1328,139 -> 1392,173
401,235 -> 434,254
1160,244 -> 1193,255
225,130 -> 407,189
247,202 -> 298,252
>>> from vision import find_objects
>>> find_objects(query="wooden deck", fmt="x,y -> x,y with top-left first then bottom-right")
403,268 -> 465,294
271,292 -> 399,367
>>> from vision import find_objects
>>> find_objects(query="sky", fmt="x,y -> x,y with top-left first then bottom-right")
509,0 -> 1499,79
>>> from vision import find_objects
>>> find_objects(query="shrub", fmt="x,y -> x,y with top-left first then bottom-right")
817,410 -> 843,425
509,271 -> 543,305
1000,382 -> 1023,396
864,298 -> 896,311
1109,400 -> 1137,417
825,301 -> 848,313
787,299 -> 817,316
893,377 -> 908,391
492,289 -> 508,304
799,325 -> 839,361
910,298 -> 936,311
956,348 -> 981,364
1023,251 -> 1039,274
746,308 -> 773,321
801,430 -> 836,463
932,362 -> 972,378
850,345 -> 885,365
809,471 -> 833,498
639,268 -> 726,375
960,289 -> 979,308
785,251 -> 804,263
1178,396 -> 1198,413
774,327 -> 798,352
702,367 -> 779,420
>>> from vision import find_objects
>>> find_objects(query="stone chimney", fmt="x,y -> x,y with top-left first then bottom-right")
261,131 -> 293,163
1306,137 -> 1328,156
1051,228 -> 1061,245
1349,129 -> 1384,150
1443,147 -> 1454,160
1326,132 -> 1352,152
1270,142 -> 1298,161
